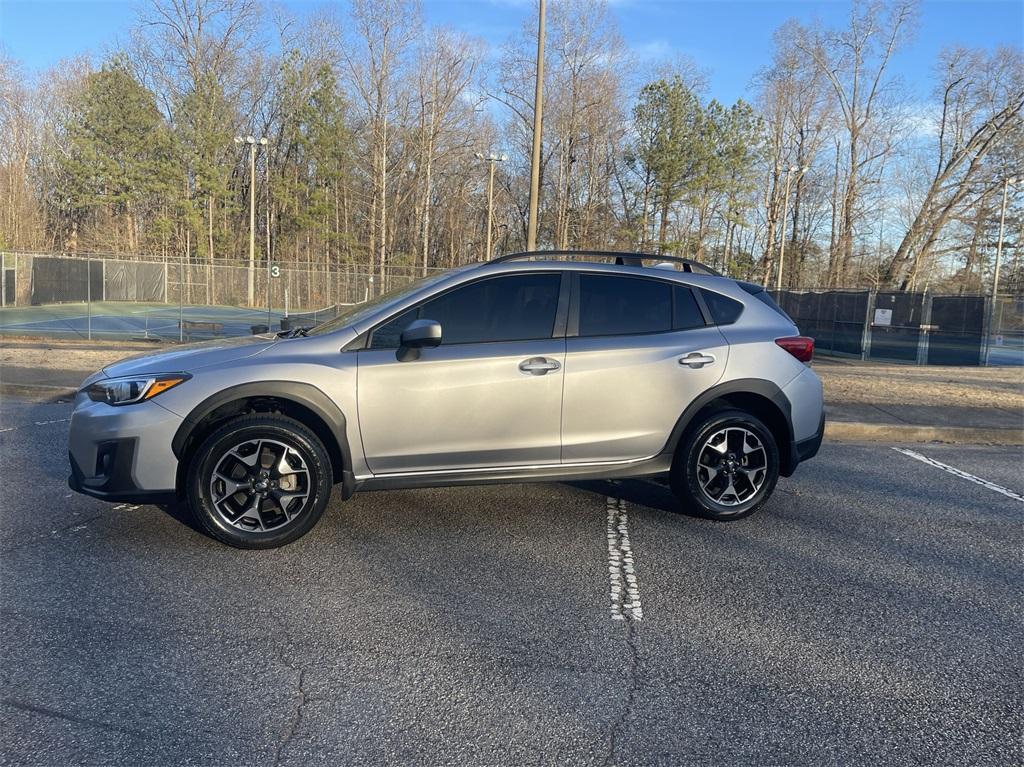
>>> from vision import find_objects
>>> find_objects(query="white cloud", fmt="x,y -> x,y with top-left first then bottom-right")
902,103 -> 941,140
631,40 -> 673,62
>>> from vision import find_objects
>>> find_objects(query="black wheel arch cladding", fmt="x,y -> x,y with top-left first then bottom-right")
171,381 -> 353,491
663,378 -> 799,477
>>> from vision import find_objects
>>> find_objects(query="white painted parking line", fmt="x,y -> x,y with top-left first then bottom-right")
606,496 -> 643,622
892,447 -> 1024,503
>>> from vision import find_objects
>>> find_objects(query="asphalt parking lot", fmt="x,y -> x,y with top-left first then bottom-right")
1,396 -> 1021,767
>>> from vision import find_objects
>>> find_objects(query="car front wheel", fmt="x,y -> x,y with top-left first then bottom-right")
671,408 -> 780,521
186,414 -> 333,549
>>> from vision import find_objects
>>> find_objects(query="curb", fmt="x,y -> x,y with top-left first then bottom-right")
826,421 -> 1023,446
0,383 -> 78,402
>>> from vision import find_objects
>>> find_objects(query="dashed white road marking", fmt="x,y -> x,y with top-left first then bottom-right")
0,417 -> 70,434
112,503 -> 141,511
892,447 -> 1024,503
606,497 -> 643,622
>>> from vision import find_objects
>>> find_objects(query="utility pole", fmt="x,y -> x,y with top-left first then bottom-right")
235,134 -> 268,306
266,150 -> 273,328
776,166 -> 808,291
476,151 -> 509,260
526,0 -> 546,252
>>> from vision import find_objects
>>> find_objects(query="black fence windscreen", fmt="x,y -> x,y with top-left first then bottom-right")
770,289 -> 868,357
769,290 -> 992,365
104,261 -> 165,301
868,292 -> 927,362
927,295 -> 985,366
31,257 -> 103,305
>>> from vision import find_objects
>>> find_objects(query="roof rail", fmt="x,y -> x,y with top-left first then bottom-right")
489,249 -> 721,276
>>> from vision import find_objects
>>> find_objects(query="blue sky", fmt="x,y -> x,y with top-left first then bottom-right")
1,0 -> 1021,103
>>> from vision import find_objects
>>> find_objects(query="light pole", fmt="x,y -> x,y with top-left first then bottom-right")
992,176 -> 1017,300
776,165 -> 809,291
235,134 -> 268,306
476,151 -> 509,260
526,0 -> 546,252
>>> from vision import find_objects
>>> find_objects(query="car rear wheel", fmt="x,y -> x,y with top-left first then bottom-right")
186,414 -> 333,549
671,408 -> 780,521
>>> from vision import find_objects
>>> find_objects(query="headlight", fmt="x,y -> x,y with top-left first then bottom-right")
85,374 -> 191,406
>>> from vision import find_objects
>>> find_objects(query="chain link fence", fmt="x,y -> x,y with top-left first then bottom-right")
0,251 -> 443,342
1,252 -> 1021,365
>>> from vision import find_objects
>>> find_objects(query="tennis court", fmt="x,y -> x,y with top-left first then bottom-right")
0,302 -> 343,341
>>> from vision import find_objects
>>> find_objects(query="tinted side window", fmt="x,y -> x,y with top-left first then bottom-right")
369,308 -> 417,349
579,275 -> 671,337
419,273 -> 561,345
737,281 -> 792,321
699,288 -> 744,325
673,286 -> 705,330
754,290 -> 792,321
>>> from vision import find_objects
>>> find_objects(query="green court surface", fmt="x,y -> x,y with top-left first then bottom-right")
0,302 -> 340,340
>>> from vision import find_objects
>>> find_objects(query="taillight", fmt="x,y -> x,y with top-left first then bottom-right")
775,336 -> 814,362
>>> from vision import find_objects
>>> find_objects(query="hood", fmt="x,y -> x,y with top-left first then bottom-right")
100,334 -> 278,379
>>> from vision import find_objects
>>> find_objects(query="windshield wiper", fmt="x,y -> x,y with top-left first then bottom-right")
277,326 -> 312,338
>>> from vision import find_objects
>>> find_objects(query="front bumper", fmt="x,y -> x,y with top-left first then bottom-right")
67,393 -> 183,504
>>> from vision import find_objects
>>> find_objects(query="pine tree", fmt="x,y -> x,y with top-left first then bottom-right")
59,57 -> 176,252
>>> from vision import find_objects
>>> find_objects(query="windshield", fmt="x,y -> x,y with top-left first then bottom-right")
306,269 -> 461,336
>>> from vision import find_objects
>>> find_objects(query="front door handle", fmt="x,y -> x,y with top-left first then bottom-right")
680,352 -> 716,369
519,357 -> 561,376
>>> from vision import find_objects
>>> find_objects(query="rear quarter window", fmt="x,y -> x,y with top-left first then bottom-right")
737,282 -> 793,322
699,288 -> 744,325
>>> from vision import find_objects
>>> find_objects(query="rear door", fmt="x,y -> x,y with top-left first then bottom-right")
560,273 -> 728,463
356,272 -> 568,474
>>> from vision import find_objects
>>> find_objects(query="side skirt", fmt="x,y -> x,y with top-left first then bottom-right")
354,454 -> 673,492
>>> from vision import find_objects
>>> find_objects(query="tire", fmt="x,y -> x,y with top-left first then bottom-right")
186,414 -> 334,549
670,408 -> 780,521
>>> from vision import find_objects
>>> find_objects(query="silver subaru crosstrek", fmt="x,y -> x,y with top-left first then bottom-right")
68,252 -> 824,549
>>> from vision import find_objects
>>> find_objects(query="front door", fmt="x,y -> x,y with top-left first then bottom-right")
357,272 -> 566,474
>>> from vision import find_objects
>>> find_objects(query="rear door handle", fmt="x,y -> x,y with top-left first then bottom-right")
680,352 -> 715,369
519,357 -> 561,375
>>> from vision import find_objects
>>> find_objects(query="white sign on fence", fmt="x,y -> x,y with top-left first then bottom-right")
873,308 -> 893,326
269,263 -> 281,278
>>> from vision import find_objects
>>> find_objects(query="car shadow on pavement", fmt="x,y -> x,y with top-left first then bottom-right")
567,478 -> 698,518
154,500 -> 207,537
148,477 -> 692,546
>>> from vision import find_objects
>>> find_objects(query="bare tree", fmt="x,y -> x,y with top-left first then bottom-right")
342,0 -> 420,291
756,20 -> 835,285
0,56 -> 46,251
412,28 -> 483,273
797,0 -> 917,286
884,46 -> 1024,288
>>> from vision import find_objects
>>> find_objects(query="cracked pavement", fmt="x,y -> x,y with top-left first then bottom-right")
1,397 -> 1022,766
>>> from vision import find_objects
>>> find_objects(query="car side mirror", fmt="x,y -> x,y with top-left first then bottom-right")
397,319 -> 442,361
